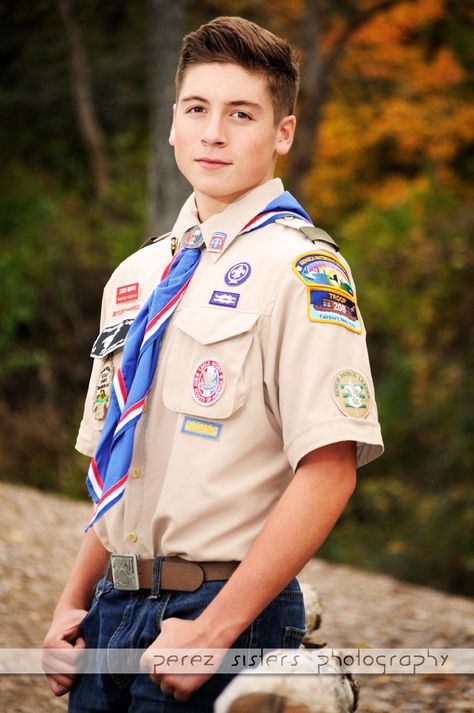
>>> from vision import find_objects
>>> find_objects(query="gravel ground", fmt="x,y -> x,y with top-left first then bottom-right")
0,481 -> 472,712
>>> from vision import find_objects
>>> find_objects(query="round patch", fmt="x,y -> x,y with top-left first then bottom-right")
192,359 -> 225,406
224,262 -> 251,286
181,226 -> 204,250
331,369 -> 371,419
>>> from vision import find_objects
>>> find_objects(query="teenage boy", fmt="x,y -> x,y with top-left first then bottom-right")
43,15 -> 383,713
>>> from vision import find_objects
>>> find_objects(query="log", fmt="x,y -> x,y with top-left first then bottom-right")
227,693 -> 313,712
214,649 -> 358,713
215,583 -> 358,713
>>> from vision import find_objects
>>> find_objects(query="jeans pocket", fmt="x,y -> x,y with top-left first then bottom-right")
282,625 -> 307,648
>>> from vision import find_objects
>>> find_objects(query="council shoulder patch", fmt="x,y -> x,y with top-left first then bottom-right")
293,251 -> 354,297
307,288 -> 362,334
331,368 -> 371,419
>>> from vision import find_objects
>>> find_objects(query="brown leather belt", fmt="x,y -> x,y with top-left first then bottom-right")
107,554 -> 239,592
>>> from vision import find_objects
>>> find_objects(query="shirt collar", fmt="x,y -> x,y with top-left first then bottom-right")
170,178 -> 284,262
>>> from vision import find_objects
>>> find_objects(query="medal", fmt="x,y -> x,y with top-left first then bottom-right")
180,226 -> 204,250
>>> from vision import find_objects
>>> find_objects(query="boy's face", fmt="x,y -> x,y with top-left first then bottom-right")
170,63 -> 296,217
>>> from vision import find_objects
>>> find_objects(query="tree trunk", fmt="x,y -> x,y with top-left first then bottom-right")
287,0 -> 324,201
147,0 -> 190,235
56,0 -> 110,198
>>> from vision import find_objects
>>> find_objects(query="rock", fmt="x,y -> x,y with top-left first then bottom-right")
0,481 -> 473,712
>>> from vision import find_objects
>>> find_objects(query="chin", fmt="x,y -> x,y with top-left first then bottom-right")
194,182 -> 242,200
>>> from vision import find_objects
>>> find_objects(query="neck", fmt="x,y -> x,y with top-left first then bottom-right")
194,172 -> 277,222
194,192 -> 234,223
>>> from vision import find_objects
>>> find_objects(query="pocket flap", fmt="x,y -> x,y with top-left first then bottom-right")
173,308 -> 259,345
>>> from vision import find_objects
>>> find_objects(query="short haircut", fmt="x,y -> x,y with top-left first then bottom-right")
176,16 -> 300,122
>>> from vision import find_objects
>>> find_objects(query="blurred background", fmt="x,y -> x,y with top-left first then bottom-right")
0,0 -> 472,596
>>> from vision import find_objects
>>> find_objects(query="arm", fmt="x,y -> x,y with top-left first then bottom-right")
43,525 -> 110,696
143,440 -> 356,701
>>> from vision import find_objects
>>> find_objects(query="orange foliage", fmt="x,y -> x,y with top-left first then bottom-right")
303,0 -> 471,217
354,0 -> 444,44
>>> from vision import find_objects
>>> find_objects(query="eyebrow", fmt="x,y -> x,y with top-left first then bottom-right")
180,95 -> 263,111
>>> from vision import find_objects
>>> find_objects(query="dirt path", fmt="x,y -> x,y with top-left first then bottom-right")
0,482 -> 472,712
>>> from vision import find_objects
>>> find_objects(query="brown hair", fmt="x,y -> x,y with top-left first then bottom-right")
176,16 -> 300,122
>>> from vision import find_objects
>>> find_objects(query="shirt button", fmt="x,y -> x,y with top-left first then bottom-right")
127,532 -> 138,543
130,467 -> 141,479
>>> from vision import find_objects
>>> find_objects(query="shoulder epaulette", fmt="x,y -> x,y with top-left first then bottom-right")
139,232 -> 171,250
299,226 -> 339,252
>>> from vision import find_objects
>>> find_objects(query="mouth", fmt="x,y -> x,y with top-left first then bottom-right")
195,158 -> 232,169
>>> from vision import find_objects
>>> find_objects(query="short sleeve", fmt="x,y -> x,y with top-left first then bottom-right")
263,249 -> 384,471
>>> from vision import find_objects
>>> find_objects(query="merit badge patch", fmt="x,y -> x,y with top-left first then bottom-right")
332,368 -> 371,419
208,232 -> 227,253
93,359 -> 114,420
209,290 -> 240,308
192,359 -> 225,406
308,288 -> 362,334
293,252 -> 354,297
90,318 -> 134,358
116,282 -> 139,304
225,262 -> 251,286
181,416 -> 222,440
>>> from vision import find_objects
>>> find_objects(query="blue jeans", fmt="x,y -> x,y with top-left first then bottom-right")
68,574 -> 306,713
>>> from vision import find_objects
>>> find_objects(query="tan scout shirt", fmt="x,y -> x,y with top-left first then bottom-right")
76,178 -> 383,560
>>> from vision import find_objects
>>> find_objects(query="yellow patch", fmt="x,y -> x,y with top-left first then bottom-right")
181,417 -> 222,440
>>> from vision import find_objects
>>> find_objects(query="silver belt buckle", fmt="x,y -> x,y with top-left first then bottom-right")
110,554 -> 140,591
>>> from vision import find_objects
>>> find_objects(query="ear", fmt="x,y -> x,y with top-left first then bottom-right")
169,103 -> 177,146
275,115 -> 297,157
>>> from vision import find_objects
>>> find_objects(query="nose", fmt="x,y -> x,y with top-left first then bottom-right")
201,114 -> 227,147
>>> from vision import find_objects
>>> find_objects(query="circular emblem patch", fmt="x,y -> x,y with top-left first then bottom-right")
181,226 -> 204,250
224,262 -> 251,286
192,359 -> 225,406
331,368 -> 371,419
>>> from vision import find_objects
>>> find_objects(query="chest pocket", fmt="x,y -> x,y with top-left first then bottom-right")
162,308 -> 259,419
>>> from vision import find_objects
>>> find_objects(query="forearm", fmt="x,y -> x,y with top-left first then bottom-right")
54,525 -> 110,615
199,441 -> 356,644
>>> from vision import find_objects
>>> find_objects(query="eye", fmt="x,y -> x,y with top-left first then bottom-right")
232,110 -> 252,120
186,105 -> 206,114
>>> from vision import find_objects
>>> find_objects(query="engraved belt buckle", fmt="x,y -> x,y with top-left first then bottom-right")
110,554 -> 140,591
